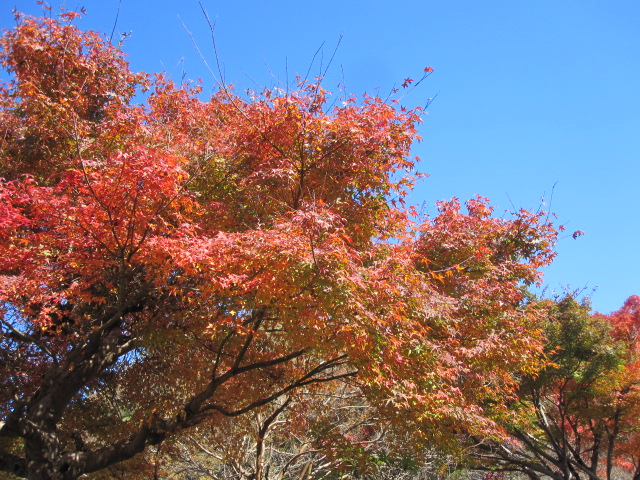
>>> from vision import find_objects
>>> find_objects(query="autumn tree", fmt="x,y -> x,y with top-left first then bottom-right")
471,295 -> 640,480
0,11 -> 557,480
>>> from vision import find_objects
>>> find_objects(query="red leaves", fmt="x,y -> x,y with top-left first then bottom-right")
605,295 -> 640,347
0,12 -> 149,180
58,9 -> 83,22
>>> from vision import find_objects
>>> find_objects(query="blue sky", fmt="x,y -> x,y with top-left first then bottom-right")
2,1 -> 639,314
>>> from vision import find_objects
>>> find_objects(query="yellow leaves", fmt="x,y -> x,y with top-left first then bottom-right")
431,272 -> 445,283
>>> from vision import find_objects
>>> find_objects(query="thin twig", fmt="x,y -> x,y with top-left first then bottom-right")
109,0 -> 122,44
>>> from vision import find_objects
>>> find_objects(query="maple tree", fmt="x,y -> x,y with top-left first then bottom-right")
0,10 -> 558,480
471,295 -> 640,480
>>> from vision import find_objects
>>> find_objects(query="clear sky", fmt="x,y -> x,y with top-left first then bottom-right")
2,1 -> 639,314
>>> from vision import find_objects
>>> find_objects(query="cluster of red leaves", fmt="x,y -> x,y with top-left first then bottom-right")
0,13 -> 147,180
597,296 -> 640,474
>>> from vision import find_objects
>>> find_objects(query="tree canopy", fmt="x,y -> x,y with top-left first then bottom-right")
0,10 -> 561,480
